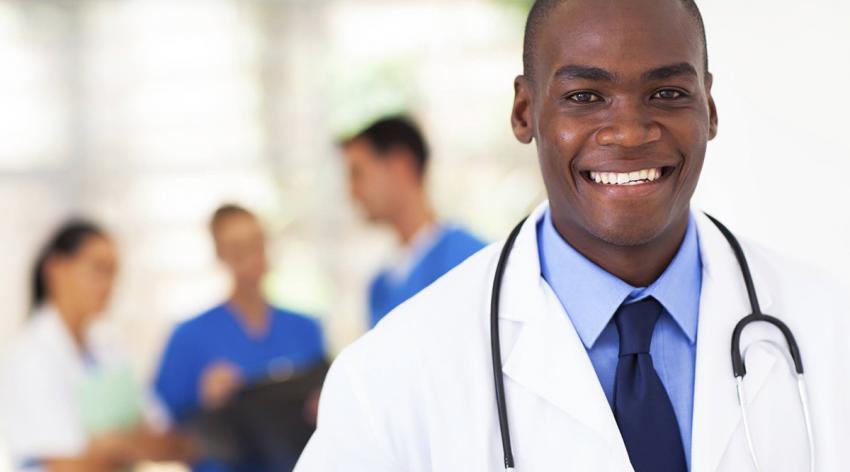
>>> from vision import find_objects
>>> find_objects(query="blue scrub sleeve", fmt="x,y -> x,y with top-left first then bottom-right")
153,326 -> 201,423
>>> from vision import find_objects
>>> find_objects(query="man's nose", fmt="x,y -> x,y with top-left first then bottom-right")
595,101 -> 662,147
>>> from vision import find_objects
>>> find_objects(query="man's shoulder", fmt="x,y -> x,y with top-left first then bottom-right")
345,242 -> 502,364
696,213 -> 846,310
270,305 -> 322,332
736,236 -> 847,324
382,240 -> 501,324
438,224 -> 486,253
742,236 -> 842,288
168,304 -> 230,344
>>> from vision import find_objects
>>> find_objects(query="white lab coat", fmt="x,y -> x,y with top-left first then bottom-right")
0,306 -> 149,471
296,202 -> 850,472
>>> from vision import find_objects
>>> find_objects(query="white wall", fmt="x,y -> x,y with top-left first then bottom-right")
695,0 -> 850,286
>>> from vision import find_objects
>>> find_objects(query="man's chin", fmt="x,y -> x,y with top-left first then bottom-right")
584,210 -> 673,248
363,210 -> 389,225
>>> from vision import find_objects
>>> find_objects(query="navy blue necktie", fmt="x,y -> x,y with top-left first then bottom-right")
613,297 -> 687,472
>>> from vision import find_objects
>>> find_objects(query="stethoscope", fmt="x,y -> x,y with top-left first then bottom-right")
489,214 -> 815,472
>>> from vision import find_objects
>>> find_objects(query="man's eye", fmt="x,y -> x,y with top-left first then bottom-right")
652,89 -> 685,100
566,91 -> 602,103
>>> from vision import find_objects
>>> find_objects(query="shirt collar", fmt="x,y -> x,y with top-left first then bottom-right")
386,222 -> 445,283
640,216 -> 701,344
537,209 -> 701,348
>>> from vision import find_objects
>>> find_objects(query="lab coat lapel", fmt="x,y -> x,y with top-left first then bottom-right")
691,213 -> 776,472
497,204 -> 632,468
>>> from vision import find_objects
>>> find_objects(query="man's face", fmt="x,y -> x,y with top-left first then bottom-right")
214,214 -> 268,285
343,138 -> 402,223
513,0 -> 717,247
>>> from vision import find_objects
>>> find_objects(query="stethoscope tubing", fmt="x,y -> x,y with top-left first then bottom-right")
490,216 -> 526,470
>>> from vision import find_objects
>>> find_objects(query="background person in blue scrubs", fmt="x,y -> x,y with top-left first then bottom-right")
340,116 -> 486,328
154,204 -> 325,472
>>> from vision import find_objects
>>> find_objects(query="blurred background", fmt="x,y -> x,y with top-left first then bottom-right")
0,0 -> 847,470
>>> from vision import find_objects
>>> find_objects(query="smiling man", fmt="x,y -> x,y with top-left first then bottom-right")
296,1 -> 849,471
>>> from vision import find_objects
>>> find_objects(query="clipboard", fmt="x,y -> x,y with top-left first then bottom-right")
187,360 -> 329,471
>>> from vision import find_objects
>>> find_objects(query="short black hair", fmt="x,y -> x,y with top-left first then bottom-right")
343,116 -> 429,177
522,0 -> 708,79
210,203 -> 255,238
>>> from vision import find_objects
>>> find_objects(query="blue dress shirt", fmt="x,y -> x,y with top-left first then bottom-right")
537,209 -> 701,467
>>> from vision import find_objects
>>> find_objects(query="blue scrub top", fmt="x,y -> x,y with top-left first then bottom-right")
154,303 -> 325,472
368,225 -> 485,327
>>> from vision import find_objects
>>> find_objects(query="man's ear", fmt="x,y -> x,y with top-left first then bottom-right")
706,72 -> 718,140
386,147 -> 420,183
511,75 -> 534,144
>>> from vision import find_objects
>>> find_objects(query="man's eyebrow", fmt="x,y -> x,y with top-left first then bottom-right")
553,65 -> 617,82
642,63 -> 698,81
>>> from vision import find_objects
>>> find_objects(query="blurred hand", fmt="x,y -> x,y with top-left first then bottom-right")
89,432 -> 134,465
79,426 -> 200,470
199,361 -> 243,410
304,388 -> 321,426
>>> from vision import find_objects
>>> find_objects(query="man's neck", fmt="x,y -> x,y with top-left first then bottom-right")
229,285 -> 269,337
392,193 -> 437,245
551,213 -> 691,288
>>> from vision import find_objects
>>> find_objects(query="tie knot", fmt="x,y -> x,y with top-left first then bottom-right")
614,297 -> 662,356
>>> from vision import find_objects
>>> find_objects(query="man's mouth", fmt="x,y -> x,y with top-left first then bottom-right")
581,166 -> 674,186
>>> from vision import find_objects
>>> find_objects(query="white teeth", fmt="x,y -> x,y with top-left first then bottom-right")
587,168 -> 664,185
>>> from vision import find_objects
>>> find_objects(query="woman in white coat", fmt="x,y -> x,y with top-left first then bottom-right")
295,0 -> 850,471
0,221 -> 194,472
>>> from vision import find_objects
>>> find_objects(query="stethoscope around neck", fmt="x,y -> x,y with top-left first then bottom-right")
489,213 -> 815,472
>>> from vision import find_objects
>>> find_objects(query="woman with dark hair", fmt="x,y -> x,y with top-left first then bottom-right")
0,220 -> 194,472
29,220 -> 114,324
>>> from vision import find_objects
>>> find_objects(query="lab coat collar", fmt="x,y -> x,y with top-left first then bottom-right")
497,202 -> 778,472
494,203 -> 547,323
30,304 -> 84,357
29,303 -> 120,369
499,201 -> 634,469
